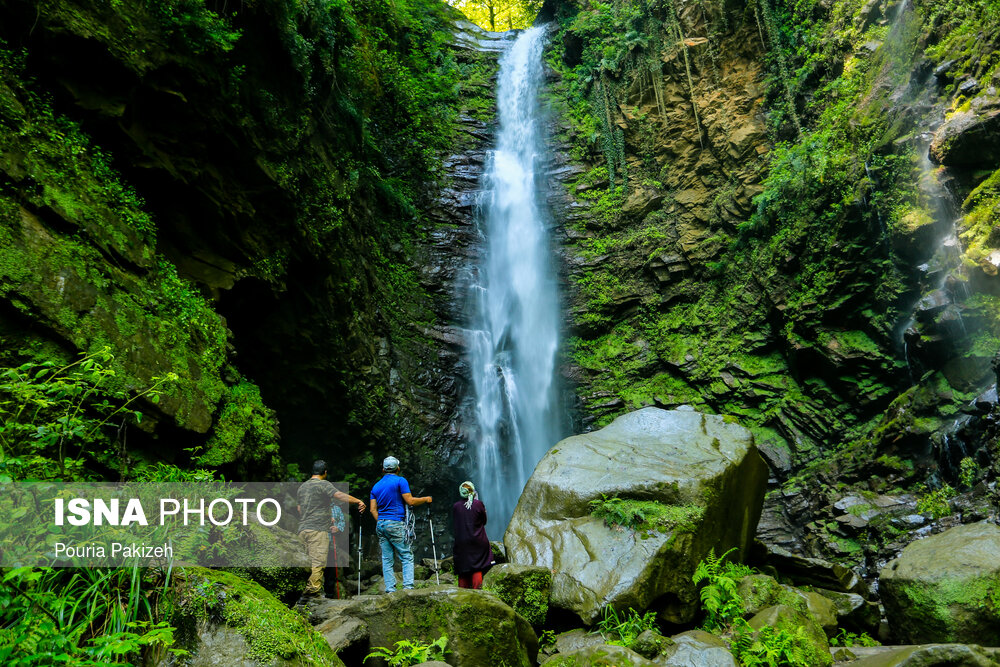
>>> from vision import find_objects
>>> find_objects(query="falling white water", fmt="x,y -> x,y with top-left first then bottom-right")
466,26 -> 561,539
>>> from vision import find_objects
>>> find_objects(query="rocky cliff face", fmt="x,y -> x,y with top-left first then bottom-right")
539,0 -> 1000,577
0,0 -> 499,488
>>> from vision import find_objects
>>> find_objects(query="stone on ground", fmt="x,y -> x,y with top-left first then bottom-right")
879,521 -> 1000,644
504,407 -> 768,624
543,643 -> 659,666
737,574 -> 838,636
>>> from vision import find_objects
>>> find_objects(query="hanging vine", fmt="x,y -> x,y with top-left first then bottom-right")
757,0 -> 802,135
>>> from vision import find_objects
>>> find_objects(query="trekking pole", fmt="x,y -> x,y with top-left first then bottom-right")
428,507 -> 441,586
357,520 -> 363,596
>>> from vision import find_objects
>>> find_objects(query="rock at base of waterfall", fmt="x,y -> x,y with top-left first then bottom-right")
503,407 -> 768,625
879,521 -> 1000,644
337,587 -> 537,667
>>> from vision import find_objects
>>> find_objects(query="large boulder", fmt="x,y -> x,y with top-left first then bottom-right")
543,644 -> 659,666
504,407 -> 768,624
879,521 -> 1000,644
158,568 -> 344,667
482,563 -> 552,626
930,102 -> 1000,167
849,644 -> 1000,666
340,587 -> 537,667
737,574 -> 838,637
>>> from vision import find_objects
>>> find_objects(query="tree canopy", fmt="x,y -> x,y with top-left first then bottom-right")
447,0 -> 542,31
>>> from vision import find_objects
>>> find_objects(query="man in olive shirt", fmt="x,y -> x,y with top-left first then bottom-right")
298,459 -> 365,600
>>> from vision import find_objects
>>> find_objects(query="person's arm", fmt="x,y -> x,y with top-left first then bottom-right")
369,498 -> 379,520
333,489 -> 366,513
401,492 -> 432,506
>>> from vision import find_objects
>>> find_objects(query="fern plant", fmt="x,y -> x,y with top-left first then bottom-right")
691,547 -> 748,631
731,618 -> 809,667
595,606 -> 658,649
364,635 -> 448,666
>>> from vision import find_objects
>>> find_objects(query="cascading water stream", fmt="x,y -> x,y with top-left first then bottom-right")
464,26 -> 562,539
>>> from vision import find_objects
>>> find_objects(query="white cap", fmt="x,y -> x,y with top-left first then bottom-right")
382,456 -> 400,471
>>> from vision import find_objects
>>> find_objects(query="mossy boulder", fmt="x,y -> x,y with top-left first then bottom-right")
930,103 -> 1000,167
543,643 -> 659,666
879,521 -> 1000,644
747,605 -> 832,667
482,563 -> 552,626
737,574 -> 838,636
163,567 -> 343,667
849,643 -> 1000,666
504,408 -> 768,624
340,587 -> 537,667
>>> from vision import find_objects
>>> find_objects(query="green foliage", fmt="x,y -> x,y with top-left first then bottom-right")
958,456 -> 981,488
446,0 -> 541,31
589,495 -> 704,536
730,617 -> 809,667
0,566 -> 184,665
539,629 -> 556,649
596,606 -> 658,650
830,629 -> 879,647
915,483 -> 956,518
0,347 -> 176,480
365,634 -> 448,666
692,548 -> 748,632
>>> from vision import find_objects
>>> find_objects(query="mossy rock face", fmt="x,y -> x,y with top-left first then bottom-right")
504,408 -> 767,624
164,567 -> 343,667
879,521 -> 1000,644
747,604 -> 832,667
737,574 -> 838,636
481,563 -> 552,626
341,587 -> 537,667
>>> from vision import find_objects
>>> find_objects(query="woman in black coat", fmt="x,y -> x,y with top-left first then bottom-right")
452,481 -> 492,588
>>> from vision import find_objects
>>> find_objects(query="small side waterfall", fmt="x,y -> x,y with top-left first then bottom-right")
465,26 -> 561,538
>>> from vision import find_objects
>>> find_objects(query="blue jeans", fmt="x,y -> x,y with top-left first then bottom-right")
376,519 -> 413,592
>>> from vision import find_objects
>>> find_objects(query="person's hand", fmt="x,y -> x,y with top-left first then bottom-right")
330,525 -> 340,534
357,500 -> 366,513
426,496 -> 433,504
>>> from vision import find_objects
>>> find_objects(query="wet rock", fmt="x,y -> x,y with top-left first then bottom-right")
340,587 -> 537,667
813,588 -> 881,635
763,545 -> 866,594
504,407 -> 768,624
848,643 -> 1000,665
660,630 -> 736,666
930,105 -> 1000,167
880,521 -> 1000,644
550,628 -> 606,656
631,629 -> 673,659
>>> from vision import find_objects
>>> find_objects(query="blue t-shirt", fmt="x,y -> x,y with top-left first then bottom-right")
370,474 -> 410,521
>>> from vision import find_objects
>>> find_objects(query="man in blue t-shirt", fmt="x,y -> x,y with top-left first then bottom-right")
369,456 -> 432,592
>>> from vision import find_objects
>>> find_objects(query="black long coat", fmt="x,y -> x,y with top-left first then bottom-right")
451,498 -> 492,574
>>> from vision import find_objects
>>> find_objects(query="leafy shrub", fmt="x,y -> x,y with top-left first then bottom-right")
0,566 -> 184,665
692,547 -> 752,632
915,483 -> 956,519
959,457 -> 981,488
830,629 -> 880,647
595,606 -> 658,650
365,635 -> 448,666
0,347 -> 176,480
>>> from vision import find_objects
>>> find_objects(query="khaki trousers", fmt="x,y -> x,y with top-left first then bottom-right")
299,529 -> 329,595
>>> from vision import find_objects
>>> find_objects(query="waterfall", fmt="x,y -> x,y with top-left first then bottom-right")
465,26 -> 561,539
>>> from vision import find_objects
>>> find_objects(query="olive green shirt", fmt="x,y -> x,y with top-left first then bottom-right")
297,478 -> 340,533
